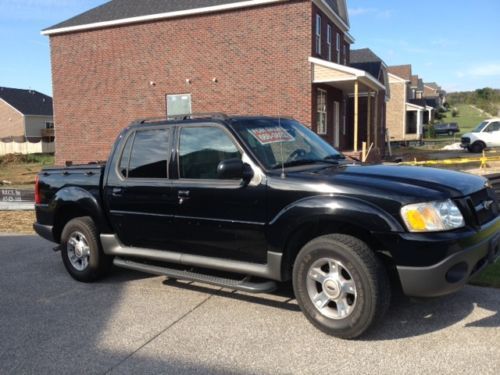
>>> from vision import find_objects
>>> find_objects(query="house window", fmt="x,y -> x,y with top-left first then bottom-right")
315,15 -> 322,55
45,122 -> 54,129
317,89 -> 327,135
336,33 -> 340,63
343,44 -> 347,65
327,25 -> 332,61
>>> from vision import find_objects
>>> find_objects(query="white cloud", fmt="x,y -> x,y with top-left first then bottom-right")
469,64 -> 500,77
348,7 -> 392,18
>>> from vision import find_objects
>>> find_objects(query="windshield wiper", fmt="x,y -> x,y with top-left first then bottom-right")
324,154 -> 346,161
272,158 -> 340,169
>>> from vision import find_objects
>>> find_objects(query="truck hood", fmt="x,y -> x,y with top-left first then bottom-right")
289,164 -> 488,202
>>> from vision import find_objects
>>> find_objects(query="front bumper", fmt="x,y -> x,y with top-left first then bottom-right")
394,217 -> 500,297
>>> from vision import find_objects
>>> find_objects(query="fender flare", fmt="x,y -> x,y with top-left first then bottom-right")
50,186 -> 111,236
267,195 -> 404,252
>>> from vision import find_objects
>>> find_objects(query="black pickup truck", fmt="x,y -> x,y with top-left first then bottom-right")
34,114 -> 500,339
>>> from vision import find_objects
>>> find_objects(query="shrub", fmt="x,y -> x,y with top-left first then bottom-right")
452,108 -> 459,117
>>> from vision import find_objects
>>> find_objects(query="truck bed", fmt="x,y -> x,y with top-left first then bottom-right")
38,164 -> 105,204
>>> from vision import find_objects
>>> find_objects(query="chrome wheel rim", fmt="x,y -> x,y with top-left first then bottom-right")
67,231 -> 90,271
306,258 -> 357,320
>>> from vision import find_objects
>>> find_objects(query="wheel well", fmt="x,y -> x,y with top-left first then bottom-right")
473,140 -> 486,147
280,220 -> 391,281
53,205 -> 93,243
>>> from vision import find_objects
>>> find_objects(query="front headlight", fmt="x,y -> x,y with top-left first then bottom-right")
400,199 -> 465,232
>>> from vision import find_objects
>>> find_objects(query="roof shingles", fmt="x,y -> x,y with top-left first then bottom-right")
45,0 -> 269,31
0,87 -> 53,116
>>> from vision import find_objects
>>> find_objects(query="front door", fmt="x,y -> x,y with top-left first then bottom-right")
171,124 -> 268,263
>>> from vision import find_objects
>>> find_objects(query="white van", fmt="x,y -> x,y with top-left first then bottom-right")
461,118 -> 500,152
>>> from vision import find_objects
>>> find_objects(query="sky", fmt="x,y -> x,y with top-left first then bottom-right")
0,0 -> 499,96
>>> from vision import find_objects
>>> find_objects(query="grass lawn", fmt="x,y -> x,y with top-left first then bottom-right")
0,211 -> 35,234
424,104 -> 488,141
445,103 -> 489,135
0,153 -> 54,189
470,261 -> 500,289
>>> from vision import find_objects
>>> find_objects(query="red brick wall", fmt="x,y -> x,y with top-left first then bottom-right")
50,0 -> 312,164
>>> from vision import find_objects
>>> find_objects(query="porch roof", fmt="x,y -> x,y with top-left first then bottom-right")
406,102 -> 425,111
309,57 -> 385,93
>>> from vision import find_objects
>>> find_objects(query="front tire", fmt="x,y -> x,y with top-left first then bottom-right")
61,216 -> 111,282
293,234 -> 390,339
469,142 -> 485,153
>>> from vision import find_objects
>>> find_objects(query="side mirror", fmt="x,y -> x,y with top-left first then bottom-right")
217,158 -> 254,182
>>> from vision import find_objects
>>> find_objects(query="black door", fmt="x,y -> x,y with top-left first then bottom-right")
105,127 -> 178,250
171,125 -> 268,263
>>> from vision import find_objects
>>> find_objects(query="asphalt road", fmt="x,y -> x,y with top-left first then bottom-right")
1,235 -> 499,374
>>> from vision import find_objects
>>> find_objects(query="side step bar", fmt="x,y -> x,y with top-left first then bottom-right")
113,258 -> 277,294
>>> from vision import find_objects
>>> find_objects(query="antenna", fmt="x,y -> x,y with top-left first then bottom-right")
275,54 -> 286,179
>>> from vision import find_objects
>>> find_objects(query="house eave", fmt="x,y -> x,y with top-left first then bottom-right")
42,0 -> 288,36
309,57 -> 385,91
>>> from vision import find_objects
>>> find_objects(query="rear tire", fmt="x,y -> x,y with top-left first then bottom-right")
61,216 -> 112,282
293,234 -> 390,339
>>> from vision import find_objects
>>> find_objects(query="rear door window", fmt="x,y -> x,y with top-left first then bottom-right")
125,129 -> 169,179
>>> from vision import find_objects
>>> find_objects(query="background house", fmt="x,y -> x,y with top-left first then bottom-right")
43,0 -> 387,164
0,87 -> 54,142
386,65 -> 432,142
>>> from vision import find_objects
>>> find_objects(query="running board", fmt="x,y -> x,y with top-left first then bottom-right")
100,234 -> 283,281
113,258 -> 277,294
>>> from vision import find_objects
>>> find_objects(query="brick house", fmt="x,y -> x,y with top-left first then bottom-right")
43,0 -> 387,164
423,82 -> 446,108
386,65 -> 433,142
0,87 -> 54,142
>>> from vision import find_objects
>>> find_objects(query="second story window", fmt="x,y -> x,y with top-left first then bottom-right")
327,25 -> 332,61
336,33 -> 340,63
315,14 -> 322,55
343,44 -> 347,65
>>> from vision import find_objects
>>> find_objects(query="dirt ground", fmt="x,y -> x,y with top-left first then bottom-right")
0,211 -> 35,234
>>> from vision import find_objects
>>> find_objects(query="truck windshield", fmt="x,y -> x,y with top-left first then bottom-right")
231,118 -> 344,170
473,121 -> 489,132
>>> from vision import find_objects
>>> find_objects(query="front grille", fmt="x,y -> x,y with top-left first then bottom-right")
467,188 -> 498,226
461,137 -> 470,145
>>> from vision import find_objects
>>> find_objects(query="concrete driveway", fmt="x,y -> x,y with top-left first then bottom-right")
1,235 -> 499,374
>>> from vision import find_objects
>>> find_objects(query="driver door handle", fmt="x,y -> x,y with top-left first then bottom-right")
178,190 -> 190,204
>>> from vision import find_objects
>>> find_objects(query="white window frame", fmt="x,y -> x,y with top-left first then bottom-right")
317,89 -> 327,135
315,15 -> 322,55
327,25 -> 332,61
336,32 -> 340,63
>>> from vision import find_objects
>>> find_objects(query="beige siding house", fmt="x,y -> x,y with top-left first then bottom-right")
0,87 -> 53,141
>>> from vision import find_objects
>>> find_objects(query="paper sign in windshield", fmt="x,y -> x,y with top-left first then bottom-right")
248,127 -> 295,145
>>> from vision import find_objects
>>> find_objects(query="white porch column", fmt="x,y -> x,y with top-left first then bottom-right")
367,92 -> 372,145
354,80 -> 359,151
416,110 -> 422,136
